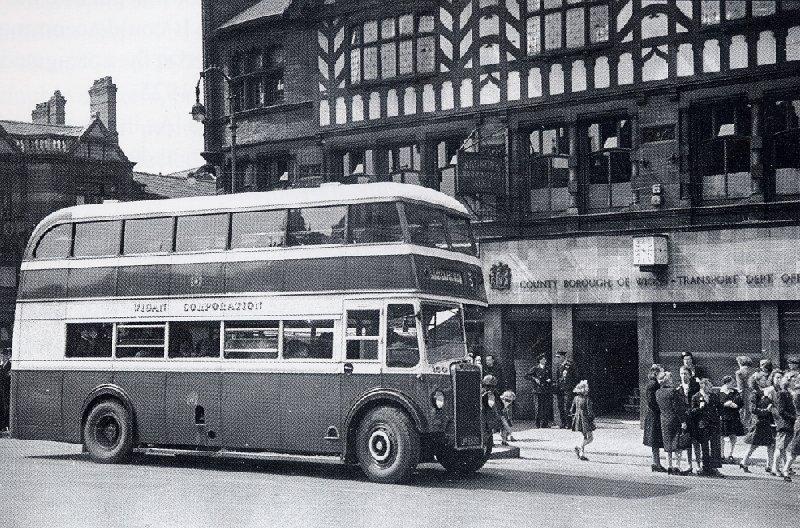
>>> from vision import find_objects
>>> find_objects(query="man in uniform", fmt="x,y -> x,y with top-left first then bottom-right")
554,352 -> 576,428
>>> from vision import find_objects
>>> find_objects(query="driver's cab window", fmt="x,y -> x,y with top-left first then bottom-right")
386,304 -> 420,368
345,309 -> 380,360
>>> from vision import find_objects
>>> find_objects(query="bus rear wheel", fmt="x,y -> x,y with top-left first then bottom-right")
83,400 -> 134,464
436,439 -> 492,475
355,407 -> 420,484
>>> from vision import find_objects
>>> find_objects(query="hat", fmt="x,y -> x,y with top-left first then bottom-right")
681,351 -> 694,358
573,380 -> 589,394
482,374 -> 497,387
500,390 -> 516,402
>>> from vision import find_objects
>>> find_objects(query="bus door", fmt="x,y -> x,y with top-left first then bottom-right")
340,301 -> 384,431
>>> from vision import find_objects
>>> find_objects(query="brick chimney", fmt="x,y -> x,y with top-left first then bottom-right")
31,90 -> 67,125
89,76 -> 117,143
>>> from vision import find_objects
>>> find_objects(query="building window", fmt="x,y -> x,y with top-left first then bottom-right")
766,98 -> 800,196
350,13 -> 435,85
437,138 -> 462,196
584,118 -> 632,210
692,100 -> 752,200
229,46 -> 285,112
252,156 -> 290,191
529,127 -> 570,212
526,0 -> 608,56
388,144 -> 422,185
342,149 -> 375,183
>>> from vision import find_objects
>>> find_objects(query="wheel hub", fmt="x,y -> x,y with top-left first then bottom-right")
96,416 -> 120,448
368,429 -> 392,462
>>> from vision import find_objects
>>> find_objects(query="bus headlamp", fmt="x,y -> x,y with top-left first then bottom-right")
432,391 -> 446,409
486,392 -> 496,408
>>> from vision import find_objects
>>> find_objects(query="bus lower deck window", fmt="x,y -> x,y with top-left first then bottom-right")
65,323 -> 112,358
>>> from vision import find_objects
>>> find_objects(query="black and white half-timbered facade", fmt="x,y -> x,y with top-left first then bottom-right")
200,0 -> 800,419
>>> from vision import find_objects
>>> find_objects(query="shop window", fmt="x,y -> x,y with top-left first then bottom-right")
224,320 -> 279,359
437,138 -> 462,196
346,310 -> 380,360
124,217 -> 173,255
529,127 -> 570,213
73,221 -> 121,258
692,100 -> 752,200
287,206 -> 347,246
350,13 -> 435,84
388,144 -> 421,184
175,214 -> 228,252
386,304 -> 420,368
283,320 -> 334,359
584,118 -> 632,210
766,98 -> 800,196
527,1 -> 609,54
65,323 -> 112,358
348,202 -> 403,244
231,209 -> 287,249
169,321 -> 220,358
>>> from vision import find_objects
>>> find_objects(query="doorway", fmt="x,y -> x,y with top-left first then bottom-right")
506,306 -> 552,420
573,306 -> 639,418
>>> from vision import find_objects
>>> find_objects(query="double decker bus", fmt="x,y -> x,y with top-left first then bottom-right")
10,182 -> 489,483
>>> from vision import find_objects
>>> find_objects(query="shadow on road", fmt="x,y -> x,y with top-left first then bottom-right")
27,451 -> 688,498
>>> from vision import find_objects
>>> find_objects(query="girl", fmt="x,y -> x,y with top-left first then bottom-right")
570,380 -> 595,461
740,372 -> 776,473
781,374 -> 800,482
499,390 -> 516,445
719,375 -> 745,462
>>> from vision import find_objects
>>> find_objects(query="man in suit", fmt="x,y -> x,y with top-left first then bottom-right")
554,352 -> 577,429
678,365 -> 702,472
682,351 -> 707,380
690,378 -> 724,477
525,355 -> 552,428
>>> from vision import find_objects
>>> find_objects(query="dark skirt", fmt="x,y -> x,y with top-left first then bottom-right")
643,411 -> 663,448
720,409 -> 745,436
744,421 -> 775,447
660,416 -> 683,453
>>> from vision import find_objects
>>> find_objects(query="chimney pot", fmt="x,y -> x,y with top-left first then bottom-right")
89,76 -> 118,144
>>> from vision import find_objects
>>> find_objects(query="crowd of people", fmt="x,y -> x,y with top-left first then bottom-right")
643,352 -> 800,480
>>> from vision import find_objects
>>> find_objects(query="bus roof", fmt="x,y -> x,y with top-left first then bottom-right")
60,182 -> 471,220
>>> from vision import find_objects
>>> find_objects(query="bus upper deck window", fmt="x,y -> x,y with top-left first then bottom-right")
74,221 -> 121,258
348,202 -> 403,244
231,210 -> 287,249
404,204 -> 449,250
176,214 -> 229,253
446,215 -> 477,256
124,217 -> 174,254
287,206 -> 347,246
34,224 -> 72,259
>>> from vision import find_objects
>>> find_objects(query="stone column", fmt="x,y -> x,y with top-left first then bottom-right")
761,302 -> 780,368
750,98 -> 764,199
483,305 -> 513,390
551,305 -> 574,362
567,123 -> 579,213
637,303 -> 655,423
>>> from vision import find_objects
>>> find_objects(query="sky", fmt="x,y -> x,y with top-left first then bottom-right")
0,0 -> 204,174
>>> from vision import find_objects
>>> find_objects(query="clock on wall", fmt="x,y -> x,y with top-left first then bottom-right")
632,235 -> 669,268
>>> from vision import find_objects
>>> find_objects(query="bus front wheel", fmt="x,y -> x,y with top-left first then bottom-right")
436,439 -> 492,475
83,400 -> 134,464
355,407 -> 420,484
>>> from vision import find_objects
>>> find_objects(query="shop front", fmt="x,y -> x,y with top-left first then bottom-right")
481,225 -> 800,420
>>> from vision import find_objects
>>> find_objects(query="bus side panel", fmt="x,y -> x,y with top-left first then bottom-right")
165,372 -> 221,447
221,372 -> 282,450
344,255 -> 416,290
113,371 -> 166,444
281,373 -> 340,454
11,370 -> 64,441
62,371 -> 114,443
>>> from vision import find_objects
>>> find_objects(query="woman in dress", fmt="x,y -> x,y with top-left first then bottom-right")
740,372 -> 776,472
643,364 -> 666,472
735,356 -> 755,427
655,371 -> 690,475
781,374 -> 800,482
772,372 -> 797,477
570,380 -> 595,461
719,375 -> 745,462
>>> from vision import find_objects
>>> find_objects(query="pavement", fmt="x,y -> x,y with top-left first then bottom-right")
492,418 -> 789,469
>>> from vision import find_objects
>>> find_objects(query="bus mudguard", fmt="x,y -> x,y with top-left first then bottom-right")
79,384 -> 137,442
342,388 -> 428,461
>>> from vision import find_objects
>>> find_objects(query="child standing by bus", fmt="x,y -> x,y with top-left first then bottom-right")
571,380 -> 595,461
499,390 -> 516,445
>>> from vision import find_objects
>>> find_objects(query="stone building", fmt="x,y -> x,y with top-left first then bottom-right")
0,77 -> 136,353
199,0 -> 800,418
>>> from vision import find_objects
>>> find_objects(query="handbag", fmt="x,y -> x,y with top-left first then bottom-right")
676,429 -> 692,450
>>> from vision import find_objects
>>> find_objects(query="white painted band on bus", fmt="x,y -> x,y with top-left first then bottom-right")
21,243 -> 481,271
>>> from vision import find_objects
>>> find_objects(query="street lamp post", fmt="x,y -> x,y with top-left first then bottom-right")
192,66 -> 238,194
